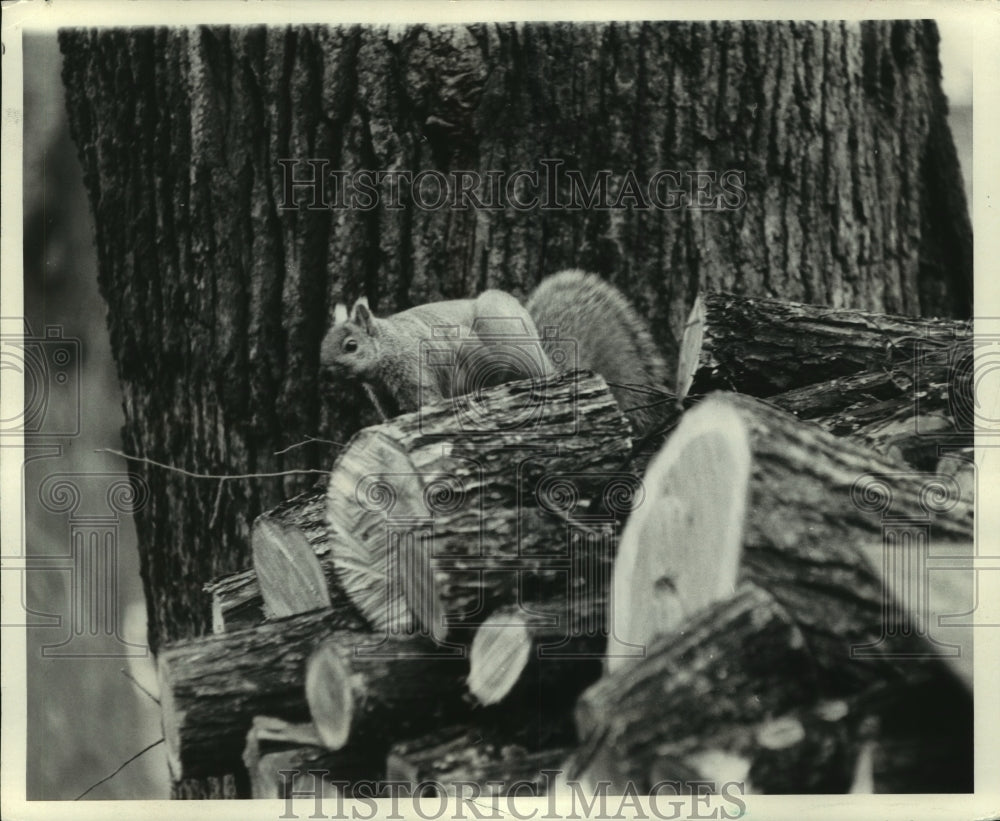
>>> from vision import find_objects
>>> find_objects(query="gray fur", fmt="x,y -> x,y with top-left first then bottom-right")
321,271 -> 669,436
527,269 -> 668,436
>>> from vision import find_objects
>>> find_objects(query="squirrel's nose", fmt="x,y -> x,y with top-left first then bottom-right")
319,364 -> 339,388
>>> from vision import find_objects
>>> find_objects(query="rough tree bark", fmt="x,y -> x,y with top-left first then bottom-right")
59,20 -> 971,795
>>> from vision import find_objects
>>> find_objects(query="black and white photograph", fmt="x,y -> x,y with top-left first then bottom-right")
2,1 -> 997,818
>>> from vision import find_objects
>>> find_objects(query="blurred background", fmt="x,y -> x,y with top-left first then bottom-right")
18,21 -> 973,799
21,33 -> 171,799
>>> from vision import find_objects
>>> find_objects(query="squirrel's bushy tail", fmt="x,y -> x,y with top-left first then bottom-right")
526,269 -> 670,438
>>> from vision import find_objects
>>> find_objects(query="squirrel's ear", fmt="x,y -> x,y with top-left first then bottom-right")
333,303 -> 349,324
352,297 -> 375,332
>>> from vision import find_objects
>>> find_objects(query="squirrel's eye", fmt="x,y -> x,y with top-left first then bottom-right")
343,338 -> 358,353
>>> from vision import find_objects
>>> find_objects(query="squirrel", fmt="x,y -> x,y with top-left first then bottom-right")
320,269 -> 669,437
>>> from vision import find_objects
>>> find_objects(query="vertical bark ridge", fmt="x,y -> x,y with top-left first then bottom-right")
61,19 -> 971,655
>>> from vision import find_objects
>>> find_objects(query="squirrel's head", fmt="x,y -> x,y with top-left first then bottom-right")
320,297 -> 380,378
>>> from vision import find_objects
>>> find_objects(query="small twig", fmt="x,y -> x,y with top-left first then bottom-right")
604,380 -> 675,399
273,435 -> 346,456
622,395 -> 676,415
74,738 -> 164,800
96,448 -> 328,480
208,480 -> 226,532
119,668 -> 159,705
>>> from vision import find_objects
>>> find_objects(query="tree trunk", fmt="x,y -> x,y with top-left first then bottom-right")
59,15 -> 971,656
58,20 -> 971,796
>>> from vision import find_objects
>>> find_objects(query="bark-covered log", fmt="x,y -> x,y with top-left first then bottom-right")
58,21 -> 971,798
608,391 -> 973,692
204,483 -> 337,631
325,371 -> 635,637
210,373 -> 633,638
304,637 -> 469,752
58,20 -> 971,658
575,583 -> 972,793
158,608 -> 375,779
205,557 -> 366,635
204,569 -> 270,634
575,586 -> 825,791
386,725 -> 571,795
729,391 -> 972,688
768,339 -> 972,469
467,599 -> 606,706
768,344 -> 956,423
574,583 -> 972,794
404,507 -> 620,644
242,717 -> 380,799
260,482 -> 333,549
695,292 -> 971,396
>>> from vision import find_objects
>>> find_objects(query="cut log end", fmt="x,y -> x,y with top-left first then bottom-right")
325,372 -> 632,642
467,615 -> 533,705
156,656 -> 183,779
607,396 -> 750,673
325,429 -> 426,634
675,294 -> 706,403
211,597 -> 226,635
305,641 -> 354,750
253,518 -> 331,619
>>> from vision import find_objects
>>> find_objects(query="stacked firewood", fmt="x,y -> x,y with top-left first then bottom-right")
157,293 -> 975,797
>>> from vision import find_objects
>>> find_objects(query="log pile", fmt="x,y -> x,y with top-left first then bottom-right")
163,294 -> 974,798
